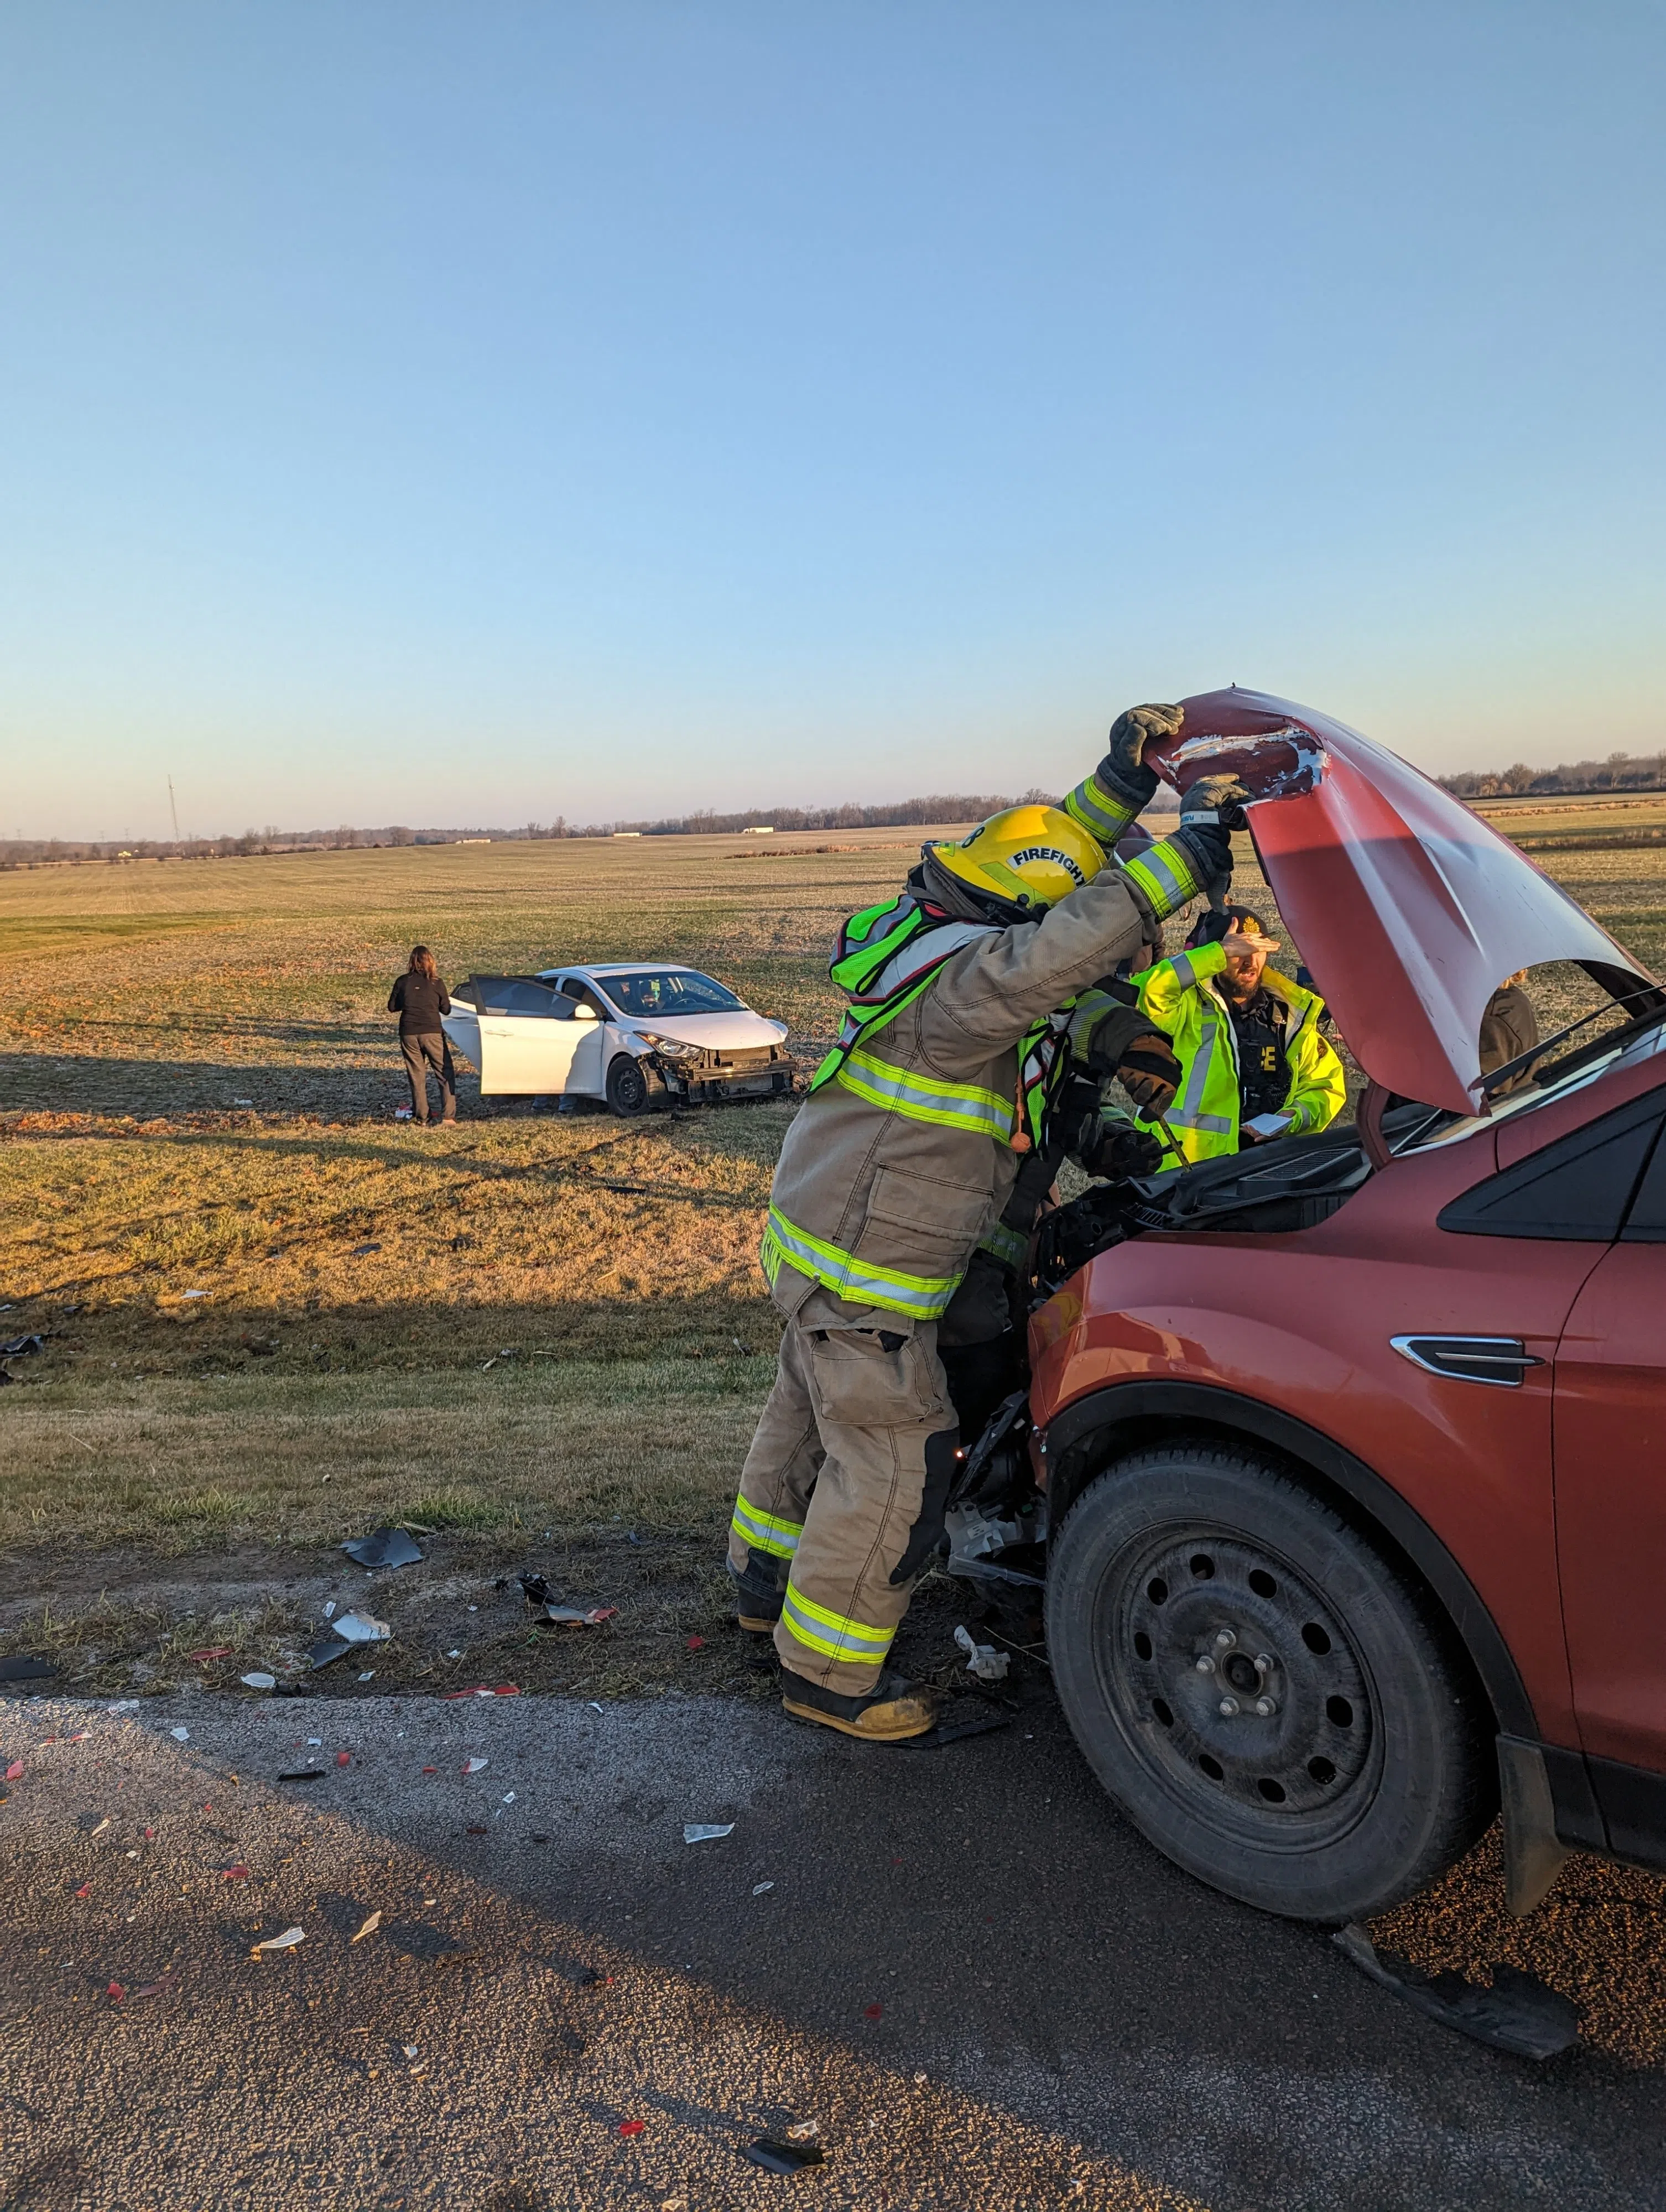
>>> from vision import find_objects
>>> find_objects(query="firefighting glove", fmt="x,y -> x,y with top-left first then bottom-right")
1120,773 -> 1248,921
1077,1109 -> 1164,1181
1088,701 -> 1186,821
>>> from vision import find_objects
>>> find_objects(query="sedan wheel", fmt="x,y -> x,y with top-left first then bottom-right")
1046,1442 -> 1496,1922
605,1052 -> 653,1118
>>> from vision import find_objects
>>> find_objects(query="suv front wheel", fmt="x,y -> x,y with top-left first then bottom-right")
1046,1441 -> 1496,1922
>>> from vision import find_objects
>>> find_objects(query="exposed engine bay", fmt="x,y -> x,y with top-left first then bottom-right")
935,1103 -> 1449,1611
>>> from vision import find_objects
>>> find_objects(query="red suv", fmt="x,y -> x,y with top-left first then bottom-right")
954,688 -> 1666,1926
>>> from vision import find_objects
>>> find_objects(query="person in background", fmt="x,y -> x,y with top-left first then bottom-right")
388,945 -> 456,1126
1479,970 -> 1541,1093
1130,904 -> 1345,1167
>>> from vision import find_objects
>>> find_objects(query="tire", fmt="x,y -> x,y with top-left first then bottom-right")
1045,1441 -> 1496,1922
605,1051 -> 654,1118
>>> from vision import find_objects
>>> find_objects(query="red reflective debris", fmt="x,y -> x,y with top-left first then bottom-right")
336,1752 -> 351,1768
863,2002 -> 883,2020
466,1824 -> 487,1835
74,1882 -> 92,1898
222,1865 -> 251,1882
421,1766 -> 438,1775
618,2120 -> 644,2138
4,1761 -> 22,1782
189,1647 -> 233,1663
106,1982 -> 125,2003
685,1637 -> 705,1651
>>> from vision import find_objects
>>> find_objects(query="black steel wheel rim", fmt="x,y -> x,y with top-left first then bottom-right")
1094,1520 -> 1381,1853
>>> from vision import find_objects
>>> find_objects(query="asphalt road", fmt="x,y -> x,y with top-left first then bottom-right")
2,1687 -> 1663,2212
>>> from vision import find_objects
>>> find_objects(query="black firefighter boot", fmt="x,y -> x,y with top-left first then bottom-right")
731,1555 -> 785,1636
779,1666 -> 941,1743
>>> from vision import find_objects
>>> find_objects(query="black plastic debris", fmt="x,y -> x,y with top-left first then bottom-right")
1333,1924 -> 1582,2060
0,1334 -> 45,1358
309,1636 -> 353,1671
0,1656 -> 56,1682
517,1571 -> 555,1607
899,1700 -> 1016,1752
277,1768 -> 327,1783
341,1527 -> 423,1571
742,2138 -> 826,2176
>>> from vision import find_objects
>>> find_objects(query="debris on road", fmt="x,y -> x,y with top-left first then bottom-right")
1333,1924 -> 1582,2060
351,1911 -> 382,1943
332,1613 -> 391,1645
742,2130 -> 826,2175
618,2120 -> 645,2138
752,1881 -> 774,1896
189,1646 -> 233,1664
76,1813 -> 110,1835
240,1672 -> 277,1692
357,1672 -> 376,1683
309,1637 -> 352,1671
277,1768 -> 326,1784
322,1602 -> 336,1619
900,1701 -> 1016,1751
954,1625 -> 1010,1683
443,1684 -> 521,1699
538,1605 -> 617,1628
464,1757 -> 489,1775
341,1527 -> 423,1571
683,1823 -> 734,1844
336,1751 -> 351,1767
6,1760 -> 25,1781
222,1865 -> 250,1881
251,1927 -> 306,1955
0,1333 -> 46,1357
169,1728 -> 190,1744
0,1656 -> 56,1682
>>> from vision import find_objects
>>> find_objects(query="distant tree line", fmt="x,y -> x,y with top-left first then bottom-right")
6,786 -> 1172,865
1440,750 -> 1666,800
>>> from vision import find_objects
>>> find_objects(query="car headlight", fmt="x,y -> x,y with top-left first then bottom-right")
638,1032 -> 701,1060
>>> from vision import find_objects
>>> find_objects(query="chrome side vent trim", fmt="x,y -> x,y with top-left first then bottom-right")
1389,1335 -> 1544,1388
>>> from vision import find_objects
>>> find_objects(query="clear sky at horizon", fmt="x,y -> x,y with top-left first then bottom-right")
3,3 -> 1663,841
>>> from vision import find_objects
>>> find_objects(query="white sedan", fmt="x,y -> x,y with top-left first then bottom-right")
442,962 -> 793,1116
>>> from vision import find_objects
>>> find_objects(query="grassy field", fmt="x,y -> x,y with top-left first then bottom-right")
1,811 -> 1663,1682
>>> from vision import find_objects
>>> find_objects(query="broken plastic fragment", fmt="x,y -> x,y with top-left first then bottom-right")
74,1881 -> 91,1898
752,1881 -> 774,1896
1332,1924 -> 1581,2060
341,1527 -> 423,1571
277,1768 -> 326,1783
351,1911 -> 382,1943
618,2120 -> 645,2138
683,1823 -> 734,1844
537,1605 -> 617,1629
502,1791 -> 516,1804
222,1864 -> 250,1881
954,1625 -> 1010,1683
6,1759 -> 24,1781
0,1655 -> 56,1682
169,1728 -> 190,1743
240,1672 -> 277,1692
309,1637 -> 352,1671
322,1601 -> 336,1619
464,1757 -> 488,1775
332,1612 -> 391,1645
742,2138 -> 826,2174
357,1671 -> 375,1683
251,1927 -> 306,1954
77,1813 -> 110,1835
336,1751 -> 351,1768
189,1646 -> 233,1663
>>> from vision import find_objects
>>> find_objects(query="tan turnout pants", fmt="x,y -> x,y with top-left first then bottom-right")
728,1291 -> 961,1699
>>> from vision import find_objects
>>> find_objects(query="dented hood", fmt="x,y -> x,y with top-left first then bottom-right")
1143,687 -> 1657,1115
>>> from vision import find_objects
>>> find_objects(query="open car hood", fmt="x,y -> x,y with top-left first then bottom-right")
1143,687 -> 1658,1115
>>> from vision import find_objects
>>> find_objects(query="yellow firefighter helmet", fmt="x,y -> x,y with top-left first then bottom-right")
927,804 -> 1106,914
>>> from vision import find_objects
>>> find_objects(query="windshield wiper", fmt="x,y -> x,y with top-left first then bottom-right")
1478,985 -> 1666,1101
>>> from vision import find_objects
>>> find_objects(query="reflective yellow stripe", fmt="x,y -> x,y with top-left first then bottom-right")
780,1582 -> 896,1665
1122,839 -> 1202,920
1063,772 -> 1133,844
761,1207 -> 963,1319
730,1497 -> 803,1559
978,1219 -> 1029,1267
834,1047 -> 1016,1140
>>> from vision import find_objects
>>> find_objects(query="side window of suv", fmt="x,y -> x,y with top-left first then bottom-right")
1438,1092 -> 1665,1241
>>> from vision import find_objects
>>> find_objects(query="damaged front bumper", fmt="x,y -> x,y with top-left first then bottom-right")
646,1045 -> 794,1104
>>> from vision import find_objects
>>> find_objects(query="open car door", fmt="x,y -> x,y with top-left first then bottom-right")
462,976 -> 597,1096
1144,688 -> 1659,1115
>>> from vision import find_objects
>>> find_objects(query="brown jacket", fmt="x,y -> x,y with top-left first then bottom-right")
767,868 -> 1155,1328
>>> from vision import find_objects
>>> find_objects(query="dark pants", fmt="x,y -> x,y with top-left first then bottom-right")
401,1032 -> 456,1123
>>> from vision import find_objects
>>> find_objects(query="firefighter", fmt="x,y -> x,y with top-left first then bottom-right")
1129,904 -> 1345,1169
727,702 -> 1243,1742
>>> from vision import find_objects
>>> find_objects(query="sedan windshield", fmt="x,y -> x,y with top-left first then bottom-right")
600,969 -> 746,1017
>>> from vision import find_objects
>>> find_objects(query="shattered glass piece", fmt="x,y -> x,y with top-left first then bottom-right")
251,1927 -> 306,1953
1333,1924 -> 1582,2060
683,1823 -> 734,1844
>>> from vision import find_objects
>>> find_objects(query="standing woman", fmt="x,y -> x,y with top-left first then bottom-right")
388,946 -> 457,1126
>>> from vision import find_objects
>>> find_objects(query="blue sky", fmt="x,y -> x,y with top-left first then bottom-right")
3,3 -> 1663,839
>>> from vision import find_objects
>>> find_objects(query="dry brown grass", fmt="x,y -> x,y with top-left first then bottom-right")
1,820 -> 1660,1582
